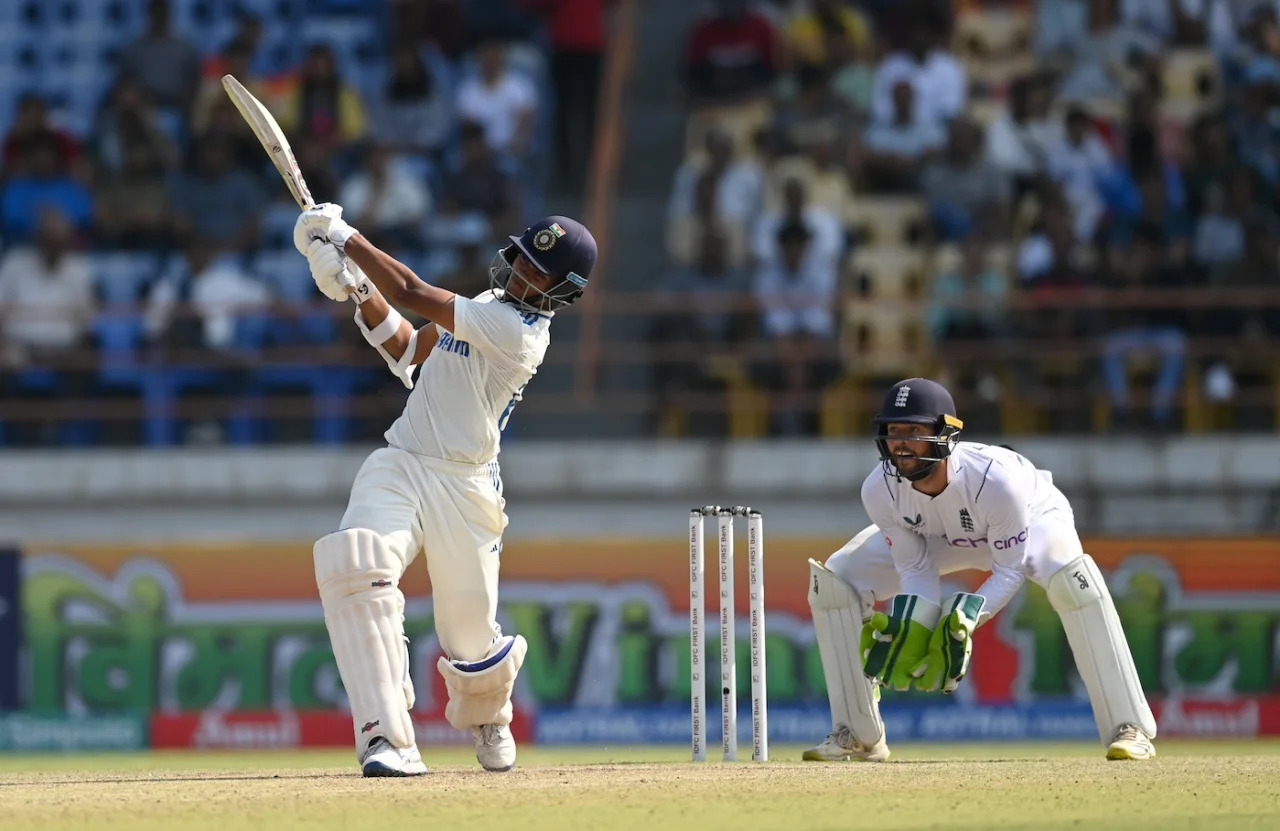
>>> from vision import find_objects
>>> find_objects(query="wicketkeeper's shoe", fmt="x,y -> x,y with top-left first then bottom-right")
1106,723 -> 1156,760
473,724 -> 517,772
361,737 -> 428,777
801,724 -> 890,762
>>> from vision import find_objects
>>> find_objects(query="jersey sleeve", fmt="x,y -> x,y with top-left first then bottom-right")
861,473 -> 939,602
453,296 -> 525,362
973,470 -> 1031,617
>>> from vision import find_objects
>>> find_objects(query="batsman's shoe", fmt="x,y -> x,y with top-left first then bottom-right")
801,725 -> 890,762
473,724 -> 517,772
1107,723 -> 1156,760
361,738 -> 428,777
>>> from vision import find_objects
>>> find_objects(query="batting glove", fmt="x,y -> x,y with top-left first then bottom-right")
305,239 -> 370,303
911,592 -> 985,694
860,593 -> 941,692
294,202 -> 358,256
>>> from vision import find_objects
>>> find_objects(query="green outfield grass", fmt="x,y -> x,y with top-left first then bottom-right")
2,741 -> 1278,830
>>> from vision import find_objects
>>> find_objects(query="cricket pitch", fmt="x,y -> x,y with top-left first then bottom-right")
2,741 -> 1278,830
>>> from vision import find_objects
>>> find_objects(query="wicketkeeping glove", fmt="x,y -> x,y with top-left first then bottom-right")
860,594 -> 941,691
911,592 -> 985,693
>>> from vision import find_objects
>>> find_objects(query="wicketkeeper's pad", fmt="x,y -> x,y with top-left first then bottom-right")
437,634 -> 528,730
1047,554 -> 1156,743
314,528 -> 416,759
808,559 -> 885,747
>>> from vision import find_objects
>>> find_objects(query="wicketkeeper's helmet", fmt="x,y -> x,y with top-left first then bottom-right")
872,378 -> 964,481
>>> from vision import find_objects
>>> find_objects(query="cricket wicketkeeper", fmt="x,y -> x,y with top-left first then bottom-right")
804,378 -> 1156,762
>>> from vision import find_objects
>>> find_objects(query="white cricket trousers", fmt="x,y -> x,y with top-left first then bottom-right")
340,446 -> 507,662
827,509 -> 1085,601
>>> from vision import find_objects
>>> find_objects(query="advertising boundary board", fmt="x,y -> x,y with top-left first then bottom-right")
0,547 -> 18,709
7,537 -> 1279,747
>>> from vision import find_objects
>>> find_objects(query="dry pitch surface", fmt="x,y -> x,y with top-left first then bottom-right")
2,741 -> 1278,830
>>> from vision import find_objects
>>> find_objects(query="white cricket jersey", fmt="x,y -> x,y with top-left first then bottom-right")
384,290 -> 552,465
860,442 -> 1073,613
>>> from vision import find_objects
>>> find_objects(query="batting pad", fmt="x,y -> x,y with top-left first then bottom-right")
314,529 -> 416,759
437,634 -> 528,730
808,559 -> 885,747
1046,554 -> 1156,743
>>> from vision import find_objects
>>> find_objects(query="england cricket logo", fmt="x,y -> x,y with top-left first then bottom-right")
959,509 -> 974,532
895,385 -> 911,407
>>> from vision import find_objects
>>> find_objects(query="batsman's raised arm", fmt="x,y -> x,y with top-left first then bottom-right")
296,210 -> 440,389
294,203 -> 458,332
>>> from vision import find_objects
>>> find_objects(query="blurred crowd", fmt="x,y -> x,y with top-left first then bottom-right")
657,0 -> 1280,437
0,0 -> 608,445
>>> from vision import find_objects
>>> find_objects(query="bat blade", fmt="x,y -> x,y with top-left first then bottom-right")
222,74 -> 356,300
221,73 -> 315,210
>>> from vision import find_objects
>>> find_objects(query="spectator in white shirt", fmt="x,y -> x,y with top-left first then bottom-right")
752,177 -> 845,272
985,74 -> 1063,194
1056,0 -> 1161,101
0,209 -> 95,365
145,242 -> 272,354
455,38 -> 538,158
870,25 -> 966,131
862,80 -> 946,192
375,42 -> 454,159
668,128 -> 765,232
752,220 -> 840,436
0,209 -> 97,444
753,221 -> 839,340
922,118 -> 1012,242
667,170 -> 750,268
1045,107 -> 1116,239
1120,0 -> 1213,45
339,143 -> 433,250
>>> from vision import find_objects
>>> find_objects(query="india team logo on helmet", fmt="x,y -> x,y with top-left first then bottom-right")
533,222 -> 566,251
491,216 -> 596,312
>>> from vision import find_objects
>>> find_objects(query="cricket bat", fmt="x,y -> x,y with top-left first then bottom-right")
222,73 -> 355,298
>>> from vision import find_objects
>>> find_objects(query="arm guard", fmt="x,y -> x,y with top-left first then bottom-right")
354,306 -> 419,389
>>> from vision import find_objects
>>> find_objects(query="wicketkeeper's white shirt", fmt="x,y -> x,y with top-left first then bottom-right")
860,442 -> 1073,613
384,290 -> 552,465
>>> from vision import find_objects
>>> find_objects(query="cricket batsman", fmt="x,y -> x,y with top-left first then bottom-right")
804,378 -> 1157,762
294,205 -> 595,776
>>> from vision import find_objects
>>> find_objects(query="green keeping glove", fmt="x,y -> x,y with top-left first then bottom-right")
912,592 -> 986,693
860,594 -> 942,691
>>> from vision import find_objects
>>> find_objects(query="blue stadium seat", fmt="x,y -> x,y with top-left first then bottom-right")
92,308 -> 217,447
94,252 -> 159,305
255,249 -> 305,296
7,0 -> 43,29
3,368 -> 98,445
0,31 -> 39,79
0,2 -> 24,26
169,0 -> 226,37
43,62 -> 110,135
256,250 -> 337,343
94,309 -> 146,389
247,0 -> 303,22
248,363 -> 366,444
89,310 -> 147,443
260,202 -> 302,250
98,0 -> 142,35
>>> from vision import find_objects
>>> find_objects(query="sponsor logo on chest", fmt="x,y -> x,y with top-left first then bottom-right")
437,331 -> 471,357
